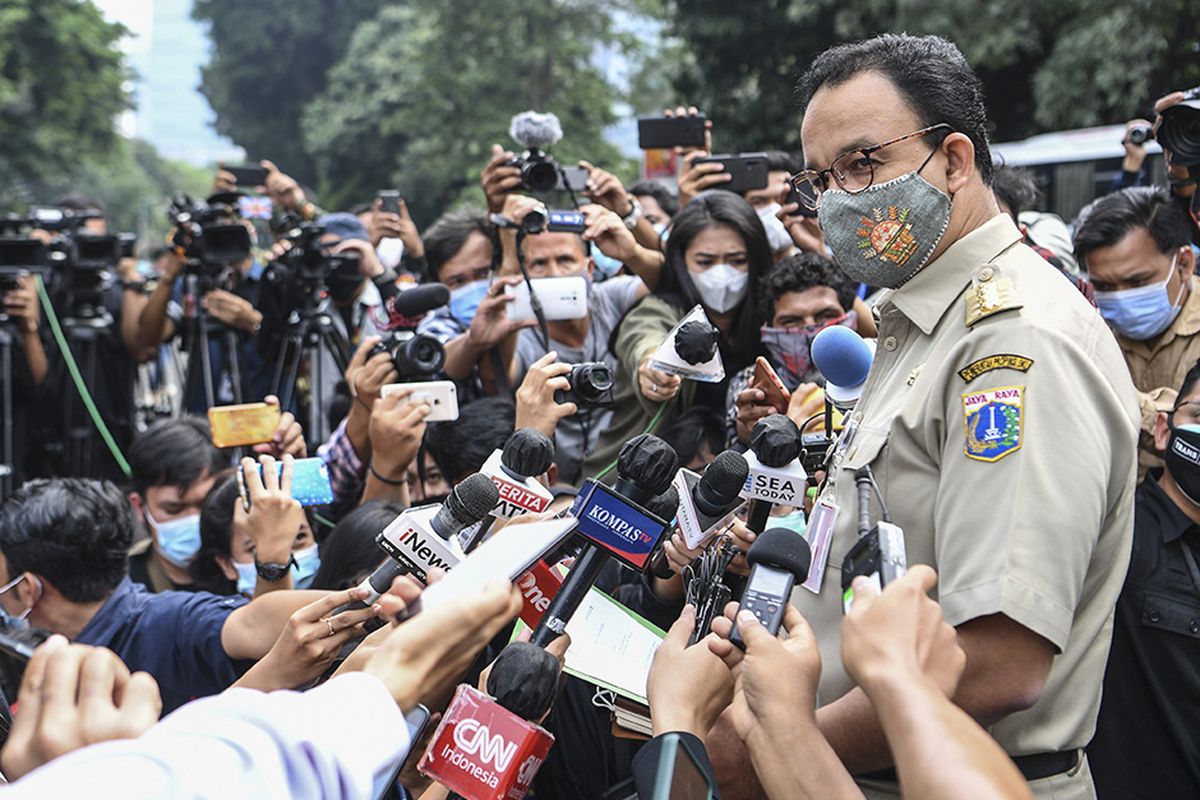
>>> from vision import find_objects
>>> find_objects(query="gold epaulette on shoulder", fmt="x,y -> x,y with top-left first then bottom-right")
965,264 -> 1022,327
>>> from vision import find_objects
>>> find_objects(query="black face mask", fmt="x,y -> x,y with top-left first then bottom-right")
1166,416 -> 1200,504
327,270 -> 363,303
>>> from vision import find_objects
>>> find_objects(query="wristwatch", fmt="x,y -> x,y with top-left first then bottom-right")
254,555 -> 297,582
621,196 -> 643,230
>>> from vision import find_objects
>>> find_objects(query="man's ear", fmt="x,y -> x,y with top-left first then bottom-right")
129,491 -> 144,516
1154,410 -> 1172,452
943,132 -> 976,195
12,573 -> 42,610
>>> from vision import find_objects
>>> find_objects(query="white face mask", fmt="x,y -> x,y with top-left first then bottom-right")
757,203 -> 793,253
691,263 -> 749,314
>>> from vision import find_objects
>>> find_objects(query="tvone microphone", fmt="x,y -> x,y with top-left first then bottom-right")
463,429 -> 556,552
650,450 -> 749,579
810,324 -> 874,410
740,415 -> 806,534
729,528 -> 812,650
531,434 -> 678,646
376,473 -> 500,584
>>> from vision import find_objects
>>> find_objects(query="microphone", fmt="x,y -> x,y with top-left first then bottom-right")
675,319 -> 718,365
462,429 -> 556,552
383,282 -> 451,329
510,111 -> 564,151
740,415 -> 807,534
650,451 -> 749,580
487,641 -> 564,723
531,434 -> 678,646
810,325 -> 874,410
376,473 -> 500,584
729,528 -> 812,650
647,306 -> 725,383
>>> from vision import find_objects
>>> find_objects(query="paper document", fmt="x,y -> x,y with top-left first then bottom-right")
562,588 -> 666,704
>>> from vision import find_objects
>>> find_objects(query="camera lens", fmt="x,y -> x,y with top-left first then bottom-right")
1128,126 -> 1153,146
572,364 -> 613,402
394,333 -> 446,377
524,160 -> 559,193
1159,103 -> 1200,167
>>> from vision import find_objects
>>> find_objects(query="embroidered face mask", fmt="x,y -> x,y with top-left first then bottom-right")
1094,252 -> 1184,341
819,167 -> 952,289
760,311 -> 858,388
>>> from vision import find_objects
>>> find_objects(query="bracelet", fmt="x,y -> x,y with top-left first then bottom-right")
369,461 -> 410,486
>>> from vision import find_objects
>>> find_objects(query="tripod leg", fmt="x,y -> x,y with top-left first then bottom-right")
1,333 -> 13,499
277,330 -> 306,413
225,328 -> 244,404
198,322 -> 215,410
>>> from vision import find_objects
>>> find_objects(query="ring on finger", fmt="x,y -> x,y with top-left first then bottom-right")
324,618 -> 336,638
650,382 -> 658,393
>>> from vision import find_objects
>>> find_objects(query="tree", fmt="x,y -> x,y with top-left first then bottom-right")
664,0 -> 1200,153
191,0 -> 379,186
301,0 -> 635,225
0,0 -> 130,195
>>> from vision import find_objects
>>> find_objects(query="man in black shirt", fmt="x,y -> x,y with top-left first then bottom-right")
1090,358 -> 1200,798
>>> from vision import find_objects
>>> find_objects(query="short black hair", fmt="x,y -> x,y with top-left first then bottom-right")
0,479 -> 131,602
659,407 -> 726,468
129,417 -> 228,497
348,202 -> 373,216
1179,359 -> 1200,402
764,151 -> 799,175
422,209 -> 500,281
798,34 -> 994,184
190,473 -> 239,595
53,193 -> 105,214
991,166 -> 1042,220
761,252 -> 858,322
310,501 -> 405,591
1073,187 -> 1194,266
424,398 -> 515,485
630,180 -> 679,218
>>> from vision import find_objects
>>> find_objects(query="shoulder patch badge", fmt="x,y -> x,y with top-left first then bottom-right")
957,354 -> 1034,383
962,386 -> 1023,462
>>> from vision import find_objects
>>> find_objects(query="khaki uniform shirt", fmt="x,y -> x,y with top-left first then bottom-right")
1113,283 -> 1200,478
795,215 -> 1139,799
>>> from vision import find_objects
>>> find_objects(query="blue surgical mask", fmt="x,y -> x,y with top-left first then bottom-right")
234,561 -> 257,596
146,509 -> 202,568
0,573 -> 38,630
291,544 -> 321,589
449,279 -> 490,326
771,507 -> 807,536
1094,252 -> 1185,341
591,245 -> 624,280
655,222 -> 669,243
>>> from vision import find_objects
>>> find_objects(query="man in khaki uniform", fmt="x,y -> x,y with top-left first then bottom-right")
716,34 -> 1138,800
1072,186 -> 1200,477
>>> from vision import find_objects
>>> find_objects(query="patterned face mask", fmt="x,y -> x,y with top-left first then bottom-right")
819,170 -> 952,289
760,311 -> 858,388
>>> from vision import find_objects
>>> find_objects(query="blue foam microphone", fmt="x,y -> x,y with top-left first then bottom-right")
811,325 -> 874,409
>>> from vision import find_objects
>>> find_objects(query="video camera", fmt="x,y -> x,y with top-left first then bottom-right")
167,194 -> 252,275
272,218 -> 361,301
1159,86 -> 1200,178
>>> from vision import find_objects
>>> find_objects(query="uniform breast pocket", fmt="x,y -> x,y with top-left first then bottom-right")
840,426 -> 890,476
827,426 -> 891,569
1141,592 -> 1200,639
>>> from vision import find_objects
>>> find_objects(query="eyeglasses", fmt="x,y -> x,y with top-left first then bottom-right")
789,123 -> 954,211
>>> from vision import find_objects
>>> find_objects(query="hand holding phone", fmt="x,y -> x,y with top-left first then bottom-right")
752,357 -> 791,412
226,164 -> 269,188
237,456 -> 334,511
377,190 -> 402,215
208,402 -> 282,448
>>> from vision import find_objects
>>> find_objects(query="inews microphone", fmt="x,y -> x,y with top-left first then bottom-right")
462,429 -> 556,552
650,451 -> 749,579
810,324 -> 874,410
740,415 -> 807,534
375,473 -> 500,584
383,282 -> 451,329
531,434 -> 678,646
729,528 -> 813,650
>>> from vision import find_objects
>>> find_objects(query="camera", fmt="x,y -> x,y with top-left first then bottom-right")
508,149 -> 561,193
369,330 -> 446,380
1158,86 -> 1200,173
167,194 -> 252,273
273,219 -> 361,299
521,208 -> 587,235
553,362 -> 615,408
799,431 -> 831,475
1128,125 -> 1154,145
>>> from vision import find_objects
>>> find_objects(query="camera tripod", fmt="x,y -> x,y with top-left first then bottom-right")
270,297 -> 350,446
176,274 -> 247,413
0,318 -> 16,499
58,310 -> 115,479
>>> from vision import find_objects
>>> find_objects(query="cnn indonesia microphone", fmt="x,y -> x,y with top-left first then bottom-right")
419,641 -> 563,800
530,434 -> 679,647
729,527 -> 813,650
740,414 -> 807,534
650,449 -> 749,580
463,428 -> 556,553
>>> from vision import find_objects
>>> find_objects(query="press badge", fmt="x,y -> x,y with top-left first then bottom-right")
801,495 -> 840,594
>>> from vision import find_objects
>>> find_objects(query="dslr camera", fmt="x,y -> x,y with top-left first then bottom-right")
553,362 -> 614,408
508,149 -> 561,193
368,329 -> 446,381
1158,86 -> 1200,177
167,194 -> 252,275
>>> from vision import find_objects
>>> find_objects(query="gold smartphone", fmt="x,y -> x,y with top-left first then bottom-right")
208,403 -> 281,448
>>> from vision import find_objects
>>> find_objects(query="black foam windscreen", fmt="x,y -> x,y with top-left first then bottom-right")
749,414 -> 801,468
746,527 -> 812,578
501,429 -> 555,478
643,484 -> 680,522
390,282 -> 450,318
694,451 -> 749,516
431,473 -> 500,539
674,319 -> 719,365
617,434 -> 679,496
486,641 -> 563,722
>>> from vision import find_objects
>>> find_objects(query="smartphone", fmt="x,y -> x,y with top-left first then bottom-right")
651,732 -> 716,799
381,380 -> 460,422
208,402 -> 282,448
237,457 -> 335,510
694,152 -> 769,194
753,356 -> 791,412
377,189 -> 402,215
556,166 -> 590,193
237,195 -> 274,220
226,164 -> 269,187
638,115 -> 708,150
505,276 -> 588,323
786,183 -> 818,218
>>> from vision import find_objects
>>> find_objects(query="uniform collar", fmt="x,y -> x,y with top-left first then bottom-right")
881,214 -> 1022,335
1141,469 -> 1200,544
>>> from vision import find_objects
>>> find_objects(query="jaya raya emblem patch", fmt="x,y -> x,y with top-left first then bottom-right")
857,206 -> 918,265
962,386 -> 1023,462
